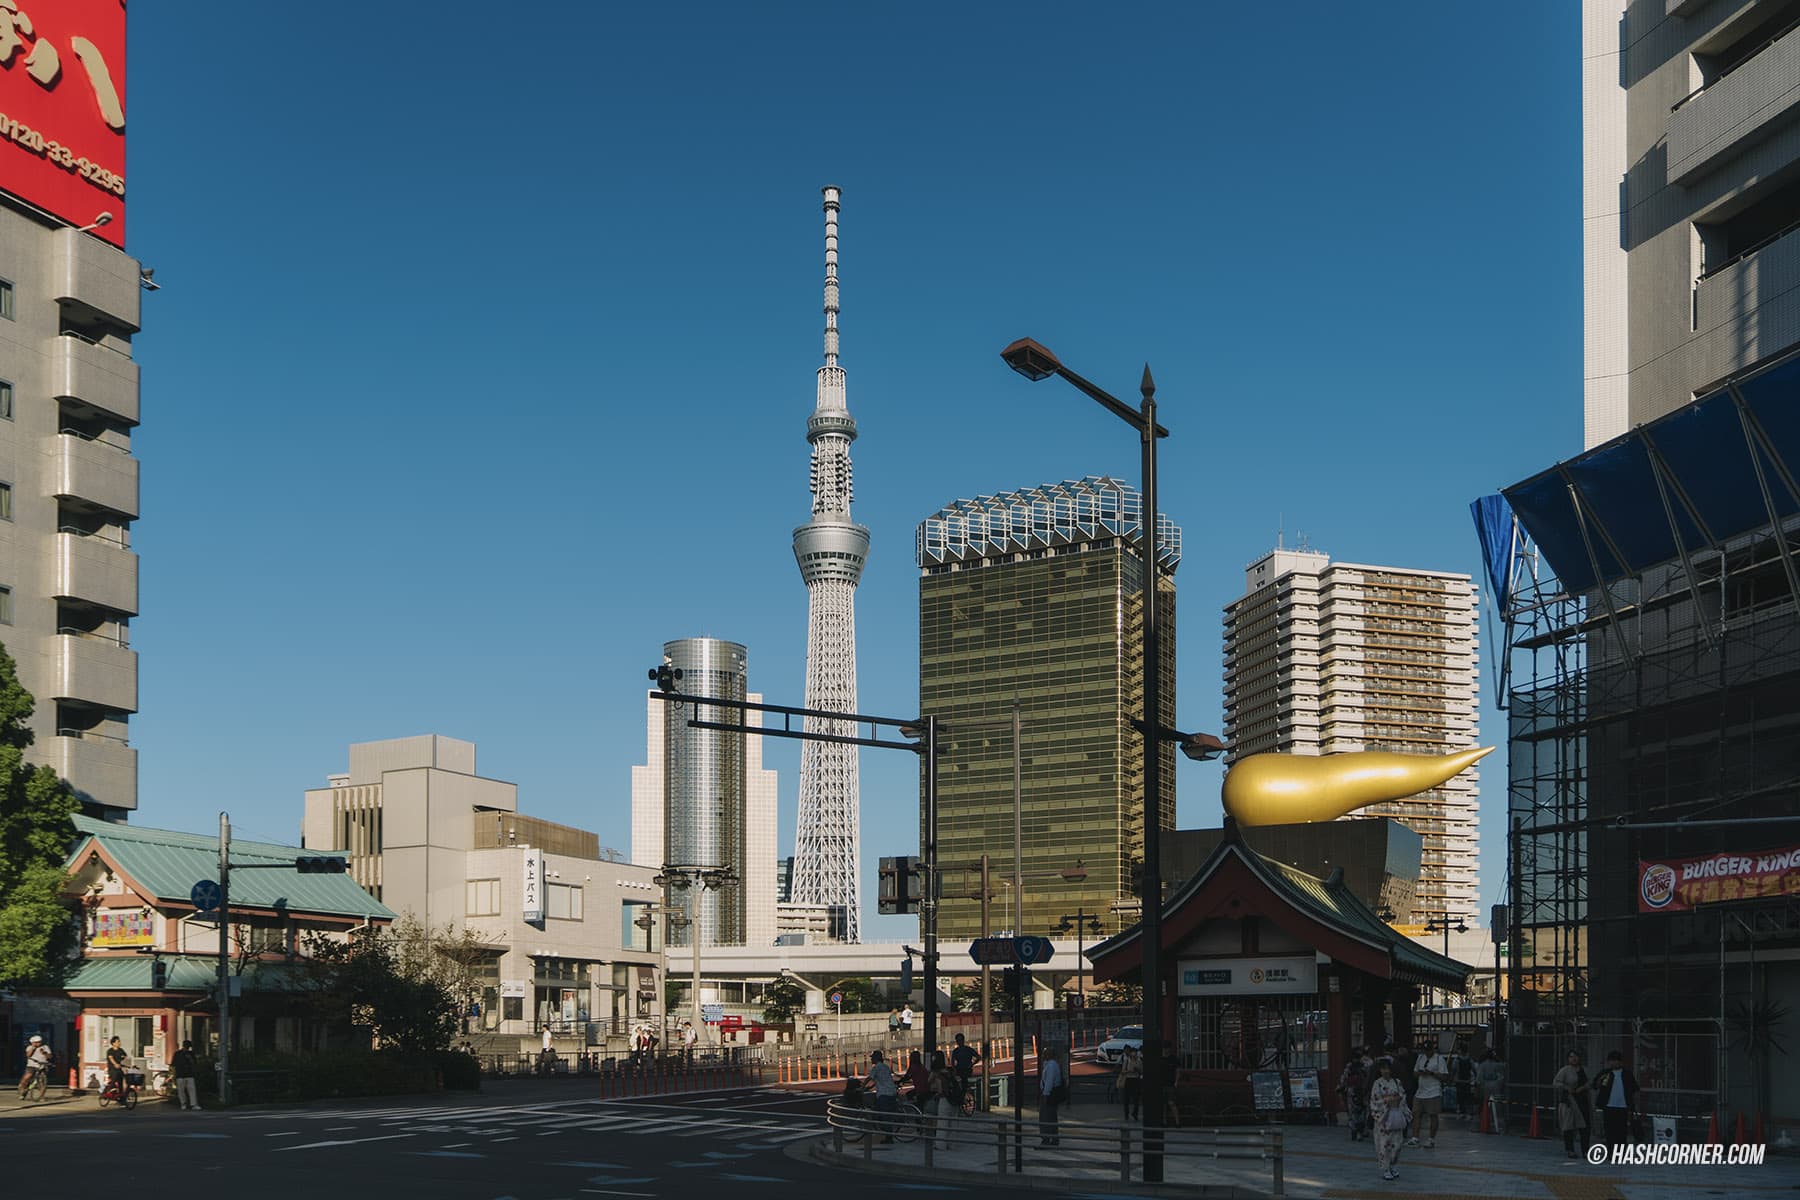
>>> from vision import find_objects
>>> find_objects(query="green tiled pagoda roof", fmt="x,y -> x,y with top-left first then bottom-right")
68,815 -> 393,921
63,954 -> 312,993
1256,854 -> 1468,987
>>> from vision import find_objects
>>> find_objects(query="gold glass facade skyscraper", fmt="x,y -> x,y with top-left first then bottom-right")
916,477 -> 1179,942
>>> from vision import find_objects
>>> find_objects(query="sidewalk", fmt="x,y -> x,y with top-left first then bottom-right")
803,1095 -> 1800,1199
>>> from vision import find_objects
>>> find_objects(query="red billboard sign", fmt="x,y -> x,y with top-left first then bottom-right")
0,0 -> 126,247
1637,845 -> 1800,913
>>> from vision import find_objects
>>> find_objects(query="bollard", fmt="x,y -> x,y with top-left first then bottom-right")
1120,1127 -> 1132,1182
1270,1128 -> 1284,1198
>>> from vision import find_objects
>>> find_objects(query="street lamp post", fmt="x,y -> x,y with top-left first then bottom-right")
634,903 -> 689,1048
1003,337 -> 1173,1180
1423,916 -> 1469,1009
654,864 -> 740,1051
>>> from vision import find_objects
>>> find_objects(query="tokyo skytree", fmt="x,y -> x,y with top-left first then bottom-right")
790,186 -> 869,943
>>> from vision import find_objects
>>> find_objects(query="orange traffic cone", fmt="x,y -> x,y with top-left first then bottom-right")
1707,1111 -> 1720,1145
1527,1103 -> 1543,1139
1734,1112 -> 1746,1145
1479,1099 -> 1492,1134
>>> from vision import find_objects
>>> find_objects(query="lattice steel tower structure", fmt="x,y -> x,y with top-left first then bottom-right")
790,186 -> 869,942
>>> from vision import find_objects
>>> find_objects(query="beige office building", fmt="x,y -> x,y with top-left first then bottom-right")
301,734 -> 662,1041
1223,548 -> 1482,923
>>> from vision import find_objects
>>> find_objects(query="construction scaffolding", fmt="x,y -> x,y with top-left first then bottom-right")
1481,347 -> 1800,1133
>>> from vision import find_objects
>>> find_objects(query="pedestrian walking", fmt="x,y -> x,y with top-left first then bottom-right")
1037,1044 -> 1067,1147
927,1051 -> 958,1149
888,1010 -> 901,1041
1476,1049 -> 1506,1133
866,1050 -> 899,1143
171,1039 -> 200,1111
1592,1050 -> 1638,1150
1118,1046 -> 1143,1120
900,1004 -> 915,1038
1553,1050 -> 1591,1159
1412,1042 -> 1448,1147
1369,1057 -> 1409,1182
1337,1047 -> 1370,1141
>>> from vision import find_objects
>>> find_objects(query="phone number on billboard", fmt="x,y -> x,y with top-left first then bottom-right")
0,112 -> 125,197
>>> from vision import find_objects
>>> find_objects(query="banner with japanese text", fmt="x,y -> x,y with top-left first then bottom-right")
1637,845 -> 1800,912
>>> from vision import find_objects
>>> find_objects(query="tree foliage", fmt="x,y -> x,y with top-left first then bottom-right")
302,916 -> 479,1053
760,978 -> 809,1024
0,641 -> 79,987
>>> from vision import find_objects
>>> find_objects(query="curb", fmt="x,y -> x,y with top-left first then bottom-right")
787,1134 -> 1272,1198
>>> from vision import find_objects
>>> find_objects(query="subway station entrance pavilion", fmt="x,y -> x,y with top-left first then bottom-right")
1089,819 -> 1468,1118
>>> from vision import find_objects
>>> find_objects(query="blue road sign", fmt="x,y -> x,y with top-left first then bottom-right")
190,879 -> 221,913
969,937 -> 1018,965
1015,936 -> 1055,965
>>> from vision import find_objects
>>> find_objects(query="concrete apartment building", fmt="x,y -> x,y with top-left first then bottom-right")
301,735 -> 662,1042
916,476 -> 1180,941
0,4 -> 138,820
1222,548 -> 1481,924
1583,0 -> 1800,446
0,207 -> 143,820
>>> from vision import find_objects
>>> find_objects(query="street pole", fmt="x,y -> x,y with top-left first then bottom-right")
692,888 -> 703,1055
1137,367 -> 1167,1182
216,812 -> 231,1107
1012,702 -> 1023,936
923,715 -> 940,1064
980,853 -> 992,1112
1014,967 -> 1026,1173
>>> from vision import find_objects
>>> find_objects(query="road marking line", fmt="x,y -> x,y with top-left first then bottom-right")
274,1133 -> 414,1153
579,1191 -> 653,1197
442,1142 -> 472,1148
264,1131 -> 301,1137
413,1150 -> 486,1159
490,1135 -> 519,1142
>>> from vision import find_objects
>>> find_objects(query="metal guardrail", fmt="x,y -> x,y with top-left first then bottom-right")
822,1096 -> 1284,1195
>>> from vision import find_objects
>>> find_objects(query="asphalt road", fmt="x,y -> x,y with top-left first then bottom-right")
2,1082 -> 935,1200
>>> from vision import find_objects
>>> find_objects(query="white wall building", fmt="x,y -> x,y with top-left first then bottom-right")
301,734 -> 661,1043
1223,548 -> 1482,923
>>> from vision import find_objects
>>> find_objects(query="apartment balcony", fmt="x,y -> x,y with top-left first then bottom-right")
44,732 -> 137,812
51,227 -> 141,332
1696,221 -> 1800,344
50,334 -> 140,426
50,633 -> 137,711
52,531 -> 138,615
48,432 -> 138,517
1668,21 -> 1800,183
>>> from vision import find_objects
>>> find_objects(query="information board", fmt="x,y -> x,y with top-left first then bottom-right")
1287,1069 -> 1323,1110
1250,1070 -> 1286,1111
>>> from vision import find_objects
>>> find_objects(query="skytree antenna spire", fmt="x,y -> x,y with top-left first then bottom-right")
791,186 -> 869,942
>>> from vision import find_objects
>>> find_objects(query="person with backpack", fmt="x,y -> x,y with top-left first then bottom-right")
1338,1047 -> 1370,1141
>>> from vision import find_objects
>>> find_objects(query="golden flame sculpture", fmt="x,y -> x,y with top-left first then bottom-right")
1221,747 -> 1494,826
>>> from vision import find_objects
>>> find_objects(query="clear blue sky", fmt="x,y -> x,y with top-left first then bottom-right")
122,4 -> 1580,938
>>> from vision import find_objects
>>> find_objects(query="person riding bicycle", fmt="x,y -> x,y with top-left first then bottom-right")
949,1033 -> 981,1105
19,1035 -> 52,1096
105,1035 -> 128,1100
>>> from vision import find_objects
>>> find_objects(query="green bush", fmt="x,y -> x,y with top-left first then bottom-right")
215,1048 -> 479,1103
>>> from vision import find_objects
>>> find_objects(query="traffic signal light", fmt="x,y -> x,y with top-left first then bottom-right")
648,664 -> 684,692
150,957 -> 167,990
295,856 -> 348,874
900,957 -> 914,994
1000,967 -> 1019,997
879,855 -> 922,914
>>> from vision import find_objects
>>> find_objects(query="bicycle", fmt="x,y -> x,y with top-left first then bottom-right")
18,1069 -> 49,1104
97,1074 -> 139,1110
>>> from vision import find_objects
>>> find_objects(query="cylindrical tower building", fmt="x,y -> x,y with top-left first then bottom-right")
661,637 -> 748,946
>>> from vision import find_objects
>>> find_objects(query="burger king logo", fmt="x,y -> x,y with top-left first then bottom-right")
1641,863 -> 1676,909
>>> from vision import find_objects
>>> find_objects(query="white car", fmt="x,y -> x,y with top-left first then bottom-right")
1095,1024 -> 1144,1065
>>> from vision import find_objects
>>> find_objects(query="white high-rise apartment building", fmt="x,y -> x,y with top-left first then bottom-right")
1582,0 -> 1800,447
1223,548 -> 1482,923
630,638 -> 779,949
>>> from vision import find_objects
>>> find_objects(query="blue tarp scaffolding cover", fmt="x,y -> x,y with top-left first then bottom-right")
1495,351 -> 1800,595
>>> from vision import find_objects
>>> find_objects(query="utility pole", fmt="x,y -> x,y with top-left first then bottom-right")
980,853 -> 992,1111
922,714 -> 940,1062
216,812 -> 232,1107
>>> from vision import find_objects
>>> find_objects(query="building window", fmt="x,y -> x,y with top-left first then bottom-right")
0,380 -> 11,419
466,878 -> 500,916
547,882 -> 583,921
0,481 -> 9,521
0,279 -> 12,321
0,585 -> 10,625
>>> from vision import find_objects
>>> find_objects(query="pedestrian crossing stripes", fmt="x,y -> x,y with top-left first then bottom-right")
229,1094 -> 823,1152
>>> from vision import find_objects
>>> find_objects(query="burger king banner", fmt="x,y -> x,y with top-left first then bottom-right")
1638,845 -> 1800,913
